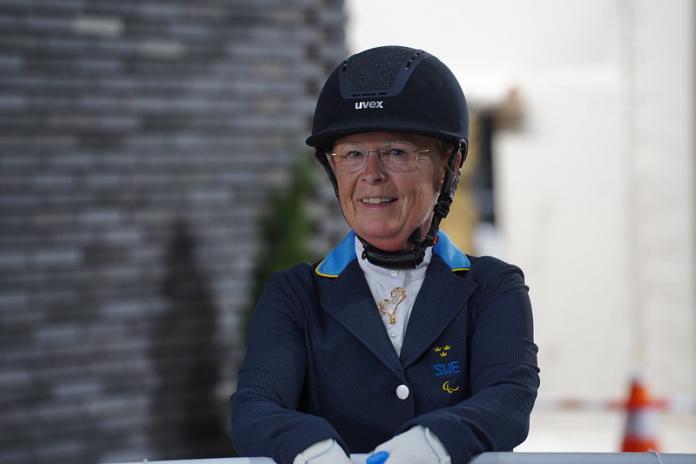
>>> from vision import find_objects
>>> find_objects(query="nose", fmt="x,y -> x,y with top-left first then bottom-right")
360,151 -> 386,183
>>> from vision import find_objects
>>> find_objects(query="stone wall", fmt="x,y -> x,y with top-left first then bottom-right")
0,1 -> 346,462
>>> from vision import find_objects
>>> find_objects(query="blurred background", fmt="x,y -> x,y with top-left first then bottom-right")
0,0 -> 693,463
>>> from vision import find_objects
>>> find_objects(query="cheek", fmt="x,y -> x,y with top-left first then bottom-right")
419,185 -> 438,208
339,194 -> 353,217
408,168 -> 441,202
336,176 -> 356,210
334,173 -> 350,196
399,179 -> 438,211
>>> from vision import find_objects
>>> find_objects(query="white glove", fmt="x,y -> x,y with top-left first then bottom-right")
293,438 -> 353,464
372,426 -> 451,464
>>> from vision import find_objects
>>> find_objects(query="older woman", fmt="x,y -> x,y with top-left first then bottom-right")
230,46 -> 539,464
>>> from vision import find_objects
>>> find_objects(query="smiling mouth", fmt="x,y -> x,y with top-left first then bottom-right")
360,197 -> 397,205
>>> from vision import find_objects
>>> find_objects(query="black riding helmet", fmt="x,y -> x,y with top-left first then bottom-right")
306,45 -> 470,269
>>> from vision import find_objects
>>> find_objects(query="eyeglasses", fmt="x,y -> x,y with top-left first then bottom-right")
328,142 -> 432,173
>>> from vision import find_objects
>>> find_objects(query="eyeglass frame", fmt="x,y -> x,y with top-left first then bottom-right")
326,143 -> 435,173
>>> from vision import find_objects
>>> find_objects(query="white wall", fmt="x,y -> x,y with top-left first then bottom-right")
625,0 -> 696,396
494,0 -> 696,399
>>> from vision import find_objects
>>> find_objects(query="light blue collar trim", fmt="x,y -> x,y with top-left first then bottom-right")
315,230 -> 357,277
433,230 -> 472,271
315,230 -> 471,278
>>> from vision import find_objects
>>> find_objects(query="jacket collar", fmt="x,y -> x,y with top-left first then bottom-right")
315,230 -> 471,277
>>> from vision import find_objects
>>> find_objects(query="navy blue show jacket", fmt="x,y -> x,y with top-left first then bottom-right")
230,231 -> 539,464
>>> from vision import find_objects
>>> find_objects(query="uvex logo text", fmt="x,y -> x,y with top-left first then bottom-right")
354,100 -> 383,110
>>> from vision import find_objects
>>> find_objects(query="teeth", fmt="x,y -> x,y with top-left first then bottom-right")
361,197 -> 394,204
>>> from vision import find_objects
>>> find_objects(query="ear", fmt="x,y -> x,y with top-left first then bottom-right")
439,161 -> 448,184
435,160 -> 448,190
436,147 -> 462,190
451,151 -> 463,171
439,149 -> 461,177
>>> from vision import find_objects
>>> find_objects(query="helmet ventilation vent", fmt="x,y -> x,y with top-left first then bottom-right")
341,46 -> 421,98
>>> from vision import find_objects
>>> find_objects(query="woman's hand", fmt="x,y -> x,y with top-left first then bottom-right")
293,438 -> 352,464
371,426 -> 451,464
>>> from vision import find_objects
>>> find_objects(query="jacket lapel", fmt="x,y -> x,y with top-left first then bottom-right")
319,260 -> 406,381
399,255 -> 478,369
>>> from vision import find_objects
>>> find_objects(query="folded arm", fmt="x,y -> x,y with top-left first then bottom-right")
230,270 -> 347,464
400,261 -> 540,464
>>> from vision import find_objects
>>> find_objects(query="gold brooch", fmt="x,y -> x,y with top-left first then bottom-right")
377,287 -> 407,325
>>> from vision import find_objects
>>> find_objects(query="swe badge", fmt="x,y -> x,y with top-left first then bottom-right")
432,344 -> 461,394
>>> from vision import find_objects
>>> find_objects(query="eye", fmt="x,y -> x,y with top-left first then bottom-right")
386,148 -> 407,157
344,150 -> 365,159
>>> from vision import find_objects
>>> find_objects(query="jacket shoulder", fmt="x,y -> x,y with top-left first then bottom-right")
255,263 -> 316,313
465,255 -> 526,286
268,262 -> 316,293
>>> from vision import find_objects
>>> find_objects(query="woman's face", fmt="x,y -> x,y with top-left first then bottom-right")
330,131 -> 450,251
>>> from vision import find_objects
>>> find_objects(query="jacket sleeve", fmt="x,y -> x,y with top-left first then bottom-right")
229,267 -> 346,464
400,258 -> 540,464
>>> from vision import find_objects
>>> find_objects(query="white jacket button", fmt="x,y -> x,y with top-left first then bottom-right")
396,384 -> 410,400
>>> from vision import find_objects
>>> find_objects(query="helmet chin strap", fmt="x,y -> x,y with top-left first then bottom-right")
357,227 -> 428,270
358,143 -> 464,269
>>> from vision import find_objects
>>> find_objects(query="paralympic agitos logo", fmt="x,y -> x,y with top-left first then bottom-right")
354,100 -> 384,110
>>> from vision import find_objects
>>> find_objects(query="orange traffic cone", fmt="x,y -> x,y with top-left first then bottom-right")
621,375 -> 660,452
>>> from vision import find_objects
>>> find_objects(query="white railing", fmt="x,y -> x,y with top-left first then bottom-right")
469,452 -> 695,463
108,452 -> 696,464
